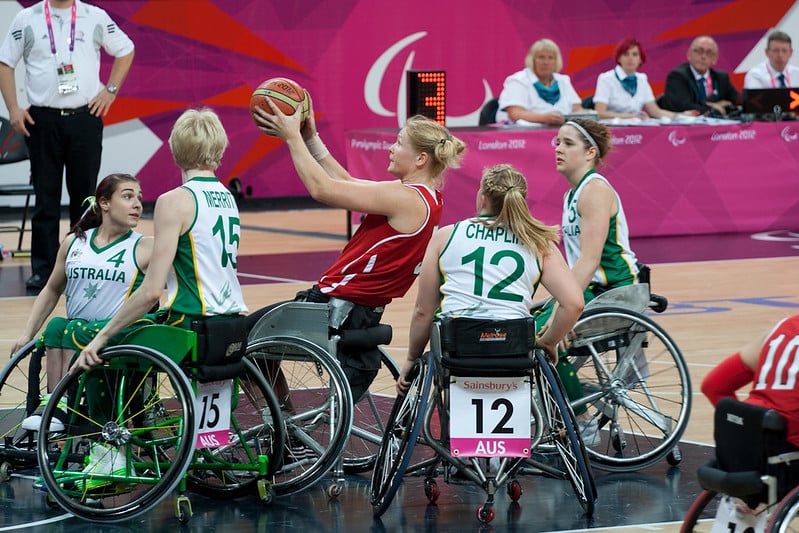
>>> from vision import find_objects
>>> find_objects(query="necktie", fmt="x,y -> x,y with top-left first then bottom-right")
778,73 -> 787,88
619,75 -> 637,96
697,77 -> 707,101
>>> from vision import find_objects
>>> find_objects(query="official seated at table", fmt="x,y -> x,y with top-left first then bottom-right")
744,30 -> 799,89
495,38 -> 583,126
658,35 -> 740,116
593,38 -> 684,121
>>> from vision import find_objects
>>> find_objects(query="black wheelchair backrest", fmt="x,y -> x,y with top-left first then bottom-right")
434,317 -> 536,375
714,398 -> 787,473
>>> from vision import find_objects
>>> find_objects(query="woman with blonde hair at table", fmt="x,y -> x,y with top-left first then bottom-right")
496,38 -> 585,126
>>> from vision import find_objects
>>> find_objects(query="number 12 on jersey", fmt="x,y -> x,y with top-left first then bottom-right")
449,376 -> 531,457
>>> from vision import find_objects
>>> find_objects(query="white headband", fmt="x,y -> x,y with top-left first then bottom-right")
565,120 -> 598,151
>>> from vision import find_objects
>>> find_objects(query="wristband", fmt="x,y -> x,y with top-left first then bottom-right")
305,133 -> 330,161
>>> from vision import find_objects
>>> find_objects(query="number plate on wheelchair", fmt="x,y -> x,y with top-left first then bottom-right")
449,376 -> 531,457
711,495 -> 767,533
195,380 -> 232,448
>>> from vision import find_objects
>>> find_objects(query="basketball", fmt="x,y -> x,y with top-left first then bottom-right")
249,77 -> 310,124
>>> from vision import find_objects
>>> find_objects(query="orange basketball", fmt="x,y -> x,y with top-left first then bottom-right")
249,77 -> 310,124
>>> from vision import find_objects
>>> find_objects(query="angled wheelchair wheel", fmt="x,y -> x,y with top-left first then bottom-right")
0,340 -> 47,473
246,335 -> 353,496
370,351 -> 432,518
534,351 -> 597,516
567,306 -> 691,472
185,358 -> 285,498
768,484 -> 799,533
680,489 -> 722,533
37,345 -> 198,523
343,350 -> 400,474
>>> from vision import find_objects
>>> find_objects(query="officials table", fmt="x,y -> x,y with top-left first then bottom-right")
344,122 -> 799,237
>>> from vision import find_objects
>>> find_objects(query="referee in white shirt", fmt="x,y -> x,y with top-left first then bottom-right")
0,0 -> 134,292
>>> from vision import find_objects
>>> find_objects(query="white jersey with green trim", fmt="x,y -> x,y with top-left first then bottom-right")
562,171 -> 638,287
64,228 -> 144,321
436,217 -> 542,319
165,177 -> 247,317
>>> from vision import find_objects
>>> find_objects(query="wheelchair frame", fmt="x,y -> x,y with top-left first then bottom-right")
563,283 -> 692,472
681,398 -> 799,532
33,324 -> 283,523
245,301 -> 400,497
370,319 -> 597,525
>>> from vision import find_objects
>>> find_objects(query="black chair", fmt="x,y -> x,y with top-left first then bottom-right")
581,95 -> 595,110
0,116 -> 33,256
478,97 -> 499,126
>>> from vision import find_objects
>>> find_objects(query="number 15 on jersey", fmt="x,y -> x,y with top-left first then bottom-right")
449,376 -> 531,457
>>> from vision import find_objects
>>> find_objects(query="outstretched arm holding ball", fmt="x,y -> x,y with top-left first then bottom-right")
252,95 -> 465,235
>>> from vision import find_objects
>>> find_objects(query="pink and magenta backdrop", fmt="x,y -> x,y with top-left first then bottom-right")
9,0 -> 798,234
345,123 -> 799,237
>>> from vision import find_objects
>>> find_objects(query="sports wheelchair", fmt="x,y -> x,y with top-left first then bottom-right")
0,339 -> 48,480
562,282 -> 691,472
245,301 -> 400,497
32,321 -> 284,523
370,316 -> 597,525
681,398 -> 799,532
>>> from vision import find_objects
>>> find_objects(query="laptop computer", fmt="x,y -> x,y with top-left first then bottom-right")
742,87 -> 799,115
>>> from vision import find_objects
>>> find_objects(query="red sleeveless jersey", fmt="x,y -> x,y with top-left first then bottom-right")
317,184 -> 442,307
748,315 -> 799,447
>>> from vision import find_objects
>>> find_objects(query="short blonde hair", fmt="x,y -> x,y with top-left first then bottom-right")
168,107 -> 229,171
525,38 -> 564,73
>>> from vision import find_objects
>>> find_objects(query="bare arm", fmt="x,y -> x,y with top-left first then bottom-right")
11,237 -> 73,352
594,101 -> 643,120
571,180 -> 616,290
74,189 -> 191,369
535,245 -> 584,362
253,100 -> 429,233
397,227 -> 451,393
89,50 -> 134,117
0,62 -> 32,136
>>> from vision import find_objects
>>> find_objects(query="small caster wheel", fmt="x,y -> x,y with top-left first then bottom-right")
667,446 -> 682,466
424,479 -> 439,503
506,480 -> 522,502
327,483 -> 342,498
175,496 -> 192,524
476,504 -> 495,524
258,479 -> 275,504
0,462 -> 12,481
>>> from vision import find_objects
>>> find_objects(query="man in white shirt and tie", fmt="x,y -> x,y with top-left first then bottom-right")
744,31 -> 799,89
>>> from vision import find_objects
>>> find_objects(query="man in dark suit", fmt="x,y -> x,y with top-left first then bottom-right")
658,35 -> 740,115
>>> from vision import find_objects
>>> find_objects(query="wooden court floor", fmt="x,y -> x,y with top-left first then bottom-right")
0,208 -> 798,532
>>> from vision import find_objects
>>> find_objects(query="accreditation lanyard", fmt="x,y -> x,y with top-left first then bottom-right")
44,1 -> 79,94
768,68 -> 790,88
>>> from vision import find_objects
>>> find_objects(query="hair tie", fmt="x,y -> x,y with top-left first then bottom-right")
565,120 -> 598,151
82,195 -> 97,213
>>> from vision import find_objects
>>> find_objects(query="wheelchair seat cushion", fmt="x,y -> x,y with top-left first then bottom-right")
189,315 -> 249,382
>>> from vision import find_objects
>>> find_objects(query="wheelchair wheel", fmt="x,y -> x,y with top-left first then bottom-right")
0,340 -> 47,471
768,484 -> 799,532
370,351 -> 433,518
37,345 -> 198,523
534,351 -> 597,516
343,350 -> 400,474
680,489 -> 722,532
567,306 -> 691,472
246,335 -> 353,496
185,358 -> 285,498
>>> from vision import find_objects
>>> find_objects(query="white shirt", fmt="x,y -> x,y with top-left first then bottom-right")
0,0 -> 134,108
436,218 -> 541,319
495,68 -> 581,123
744,60 -> 799,89
593,65 -> 656,114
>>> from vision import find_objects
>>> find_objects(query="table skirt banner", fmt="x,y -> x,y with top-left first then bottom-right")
344,123 -> 799,238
